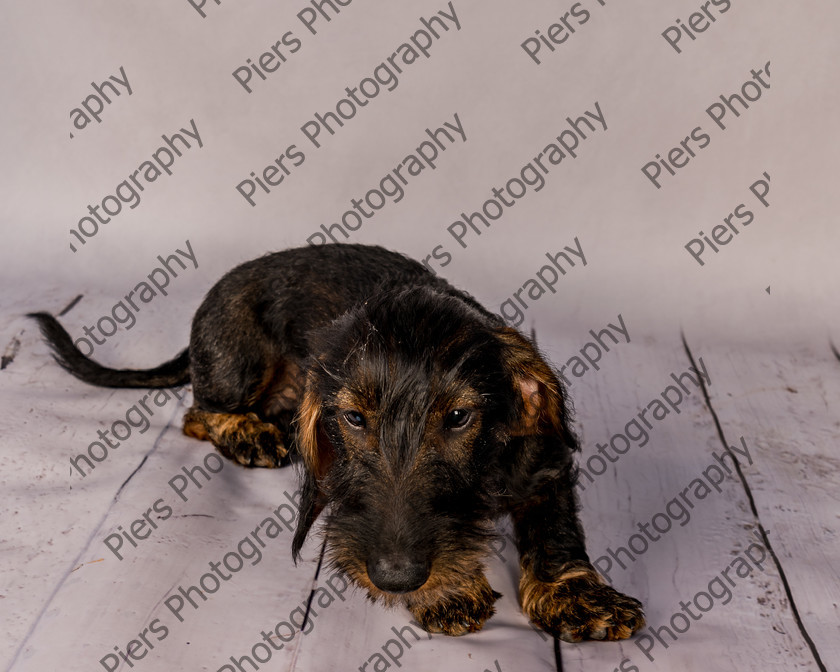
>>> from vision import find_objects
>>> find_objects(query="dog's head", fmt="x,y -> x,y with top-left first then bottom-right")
291,285 -> 575,602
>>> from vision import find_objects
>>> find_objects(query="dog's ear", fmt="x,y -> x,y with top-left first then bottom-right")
292,373 -> 332,561
292,469 -> 325,562
297,373 -> 330,479
495,327 -> 576,445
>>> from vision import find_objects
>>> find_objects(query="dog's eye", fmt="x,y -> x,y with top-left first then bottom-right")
343,410 -> 367,429
444,408 -> 472,430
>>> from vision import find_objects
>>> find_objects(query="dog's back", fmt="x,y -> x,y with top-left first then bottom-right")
28,244 -> 467,390
193,243 -> 471,360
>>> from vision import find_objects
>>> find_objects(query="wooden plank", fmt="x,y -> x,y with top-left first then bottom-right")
554,336 -> 820,671
10,423 -> 321,671
0,294 -> 194,669
4,290 -> 832,671
680,337 -> 840,668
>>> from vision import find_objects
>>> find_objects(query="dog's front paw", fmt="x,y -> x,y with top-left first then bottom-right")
228,413 -> 288,467
520,562 -> 644,642
408,576 -> 500,636
185,407 -> 289,468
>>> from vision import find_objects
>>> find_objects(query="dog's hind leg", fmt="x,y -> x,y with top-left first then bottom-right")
183,407 -> 289,467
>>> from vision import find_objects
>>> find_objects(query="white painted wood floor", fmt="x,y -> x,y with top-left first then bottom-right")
2,291 -> 838,672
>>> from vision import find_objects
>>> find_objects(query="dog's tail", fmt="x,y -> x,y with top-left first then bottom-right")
27,312 -> 190,388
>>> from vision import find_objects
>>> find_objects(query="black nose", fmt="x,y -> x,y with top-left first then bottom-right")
366,554 -> 430,593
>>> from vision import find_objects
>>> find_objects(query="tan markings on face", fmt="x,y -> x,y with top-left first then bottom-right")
421,387 -> 483,462
327,531 -> 493,608
334,381 -> 485,462
335,387 -> 380,455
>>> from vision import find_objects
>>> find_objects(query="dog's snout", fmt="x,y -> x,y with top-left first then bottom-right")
367,554 -> 430,593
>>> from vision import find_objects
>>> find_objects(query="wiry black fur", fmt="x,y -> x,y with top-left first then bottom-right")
30,243 -> 644,640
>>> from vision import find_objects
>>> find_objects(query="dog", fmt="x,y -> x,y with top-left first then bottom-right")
30,243 -> 644,641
